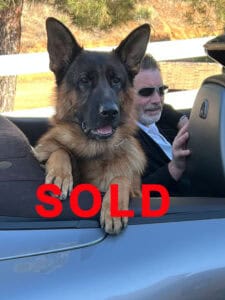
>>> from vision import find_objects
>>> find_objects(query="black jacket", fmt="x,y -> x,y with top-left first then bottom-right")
136,104 -> 190,196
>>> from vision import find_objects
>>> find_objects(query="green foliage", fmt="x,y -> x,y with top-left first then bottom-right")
66,0 -> 110,29
134,6 -> 153,20
0,0 -> 17,9
56,0 -> 136,30
106,0 -> 136,25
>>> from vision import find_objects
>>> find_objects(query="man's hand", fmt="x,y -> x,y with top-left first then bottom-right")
177,115 -> 189,130
168,122 -> 191,181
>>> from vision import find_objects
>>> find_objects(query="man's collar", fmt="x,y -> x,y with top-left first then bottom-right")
137,121 -> 158,134
137,121 -> 155,130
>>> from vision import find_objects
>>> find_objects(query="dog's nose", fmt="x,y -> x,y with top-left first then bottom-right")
99,103 -> 119,119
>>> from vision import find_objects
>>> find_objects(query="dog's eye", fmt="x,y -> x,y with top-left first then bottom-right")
79,77 -> 90,85
111,76 -> 121,86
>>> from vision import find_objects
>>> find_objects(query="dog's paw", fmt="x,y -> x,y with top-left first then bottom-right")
45,167 -> 73,200
44,149 -> 74,200
100,206 -> 128,235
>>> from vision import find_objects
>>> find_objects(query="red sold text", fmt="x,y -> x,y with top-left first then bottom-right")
36,184 -> 170,218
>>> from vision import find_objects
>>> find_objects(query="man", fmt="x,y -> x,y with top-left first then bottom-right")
134,54 -> 190,195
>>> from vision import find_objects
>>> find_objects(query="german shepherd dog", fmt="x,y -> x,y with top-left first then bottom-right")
35,18 -> 150,234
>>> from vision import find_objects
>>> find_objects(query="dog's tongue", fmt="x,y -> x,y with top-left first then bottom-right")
96,126 -> 113,135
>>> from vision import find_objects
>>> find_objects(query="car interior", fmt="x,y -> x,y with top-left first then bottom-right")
0,35 -> 225,229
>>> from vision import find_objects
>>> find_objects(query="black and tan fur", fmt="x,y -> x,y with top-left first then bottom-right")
35,17 -> 150,234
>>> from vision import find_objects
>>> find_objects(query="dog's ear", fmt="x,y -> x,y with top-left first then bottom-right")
115,24 -> 150,80
46,17 -> 82,83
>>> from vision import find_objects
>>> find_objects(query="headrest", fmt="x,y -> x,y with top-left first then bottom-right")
187,74 -> 225,196
204,34 -> 225,67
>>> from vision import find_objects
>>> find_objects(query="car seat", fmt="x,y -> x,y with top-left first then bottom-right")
187,74 -> 225,196
0,115 -> 99,220
0,115 -> 45,216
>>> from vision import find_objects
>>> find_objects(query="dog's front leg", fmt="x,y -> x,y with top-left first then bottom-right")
100,176 -> 130,235
45,148 -> 74,200
34,138 -> 60,163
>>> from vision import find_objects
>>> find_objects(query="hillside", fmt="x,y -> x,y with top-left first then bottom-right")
20,0 -> 224,53
14,0 -> 223,111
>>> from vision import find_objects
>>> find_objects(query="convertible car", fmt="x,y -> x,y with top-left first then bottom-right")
0,37 -> 225,299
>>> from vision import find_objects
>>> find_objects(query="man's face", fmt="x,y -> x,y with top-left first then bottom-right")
134,69 -> 164,126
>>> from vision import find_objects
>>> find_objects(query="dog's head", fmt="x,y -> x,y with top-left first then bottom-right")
46,18 -> 150,140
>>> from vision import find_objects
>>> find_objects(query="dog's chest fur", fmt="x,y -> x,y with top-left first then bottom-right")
72,138 -> 145,192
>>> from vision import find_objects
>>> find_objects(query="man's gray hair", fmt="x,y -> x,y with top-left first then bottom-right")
140,54 -> 161,71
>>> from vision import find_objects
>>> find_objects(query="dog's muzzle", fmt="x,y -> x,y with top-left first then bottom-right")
79,103 -> 120,140
81,121 -> 116,140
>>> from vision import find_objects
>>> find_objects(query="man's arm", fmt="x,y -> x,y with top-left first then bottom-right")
142,163 -> 178,189
140,123 -> 190,193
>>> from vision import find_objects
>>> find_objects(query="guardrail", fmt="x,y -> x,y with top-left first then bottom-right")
0,36 -> 214,76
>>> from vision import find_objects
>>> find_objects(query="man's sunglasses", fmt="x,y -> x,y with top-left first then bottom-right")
138,85 -> 169,97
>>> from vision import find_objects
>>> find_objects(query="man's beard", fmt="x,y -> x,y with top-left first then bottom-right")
138,104 -> 162,126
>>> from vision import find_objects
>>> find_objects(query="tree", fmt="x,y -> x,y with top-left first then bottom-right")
0,0 -> 23,112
